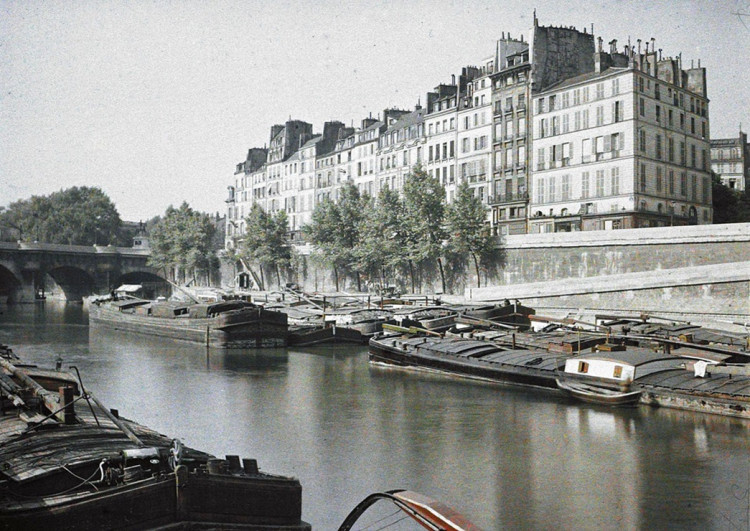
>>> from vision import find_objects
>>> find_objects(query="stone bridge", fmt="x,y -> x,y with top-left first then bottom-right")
0,242 -> 164,302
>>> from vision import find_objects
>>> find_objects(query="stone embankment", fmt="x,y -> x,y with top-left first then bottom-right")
466,223 -> 750,323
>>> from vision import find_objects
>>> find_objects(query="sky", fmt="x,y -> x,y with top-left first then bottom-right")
2,0 -> 749,221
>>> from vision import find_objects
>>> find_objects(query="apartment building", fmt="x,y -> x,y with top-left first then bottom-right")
457,66 -> 493,204
490,36 -> 531,235
424,83 -> 459,200
711,131 -> 749,192
530,38 -> 711,232
377,108 -> 425,193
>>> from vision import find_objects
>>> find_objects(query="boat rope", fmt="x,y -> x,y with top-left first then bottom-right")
70,366 -> 100,427
21,393 -> 89,435
361,514 -> 410,530
168,438 -> 183,470
349,507 -> 405,530
5,460 -> 107,499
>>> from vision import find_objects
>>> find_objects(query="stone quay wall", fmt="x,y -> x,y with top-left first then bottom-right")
467,223 -> 750,321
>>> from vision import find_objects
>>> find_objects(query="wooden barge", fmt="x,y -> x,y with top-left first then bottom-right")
0,347 -> 310,530
368,331 -> 560,390
88,298 -> 288,348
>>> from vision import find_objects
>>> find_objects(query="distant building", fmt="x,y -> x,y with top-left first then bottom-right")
711,131 -> 749,192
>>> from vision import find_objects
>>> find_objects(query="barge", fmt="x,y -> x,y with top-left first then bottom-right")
368,328 -> 560,391
88,298 -> 289,348
0,347 -> 310,530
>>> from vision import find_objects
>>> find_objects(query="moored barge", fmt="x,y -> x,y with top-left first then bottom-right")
0,348 -> 310,530
88,298 -> 289,348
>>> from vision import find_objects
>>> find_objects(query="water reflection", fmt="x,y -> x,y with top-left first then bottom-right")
1,302 -> 748,529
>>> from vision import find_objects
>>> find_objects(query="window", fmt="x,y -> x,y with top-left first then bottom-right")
596,106 -> 604,126
561,175 -> 570,200
578,361 -> 589,373
574,111 -> 581,131
656,134 -> 662,159
668,170 -> 675,196
596,170 -> 605,197
462,138 -> 470,153
613,101 -> 623,123
680,172 -> 687,196
640,164 -> 647,192
562,114 -> 569,133
611,167 -> 620,195
639,130 -> 647,152
613,365 -> 623,378
668,137 -> 674,162
537,147 -> 545,170
656,105 -> 661,123
596,83 -> 604,100
656,166 -> 663,193
582,171 -> 590,198
612,78 -> 620,95
639,98 -> 645,117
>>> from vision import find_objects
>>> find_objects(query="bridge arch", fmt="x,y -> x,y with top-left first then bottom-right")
45,266 -> 95,302
0,264 -> 22,303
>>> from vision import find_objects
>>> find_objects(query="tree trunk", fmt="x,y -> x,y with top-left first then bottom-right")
333,265 -> 339,291
472,252 -> 481,288
356,271 -> 361,292
437,257 -> 446,294
408,260 -> 416,294
260,267 -> 265,292
276,264 -> 281,288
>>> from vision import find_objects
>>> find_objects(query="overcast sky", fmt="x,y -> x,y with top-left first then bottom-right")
2,0 -> 749,221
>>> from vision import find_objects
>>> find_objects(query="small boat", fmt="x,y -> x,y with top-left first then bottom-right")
339,489 -> 482,530
0,350 -> 310,530
555,348 -> 686,406
88,296 -> 289,348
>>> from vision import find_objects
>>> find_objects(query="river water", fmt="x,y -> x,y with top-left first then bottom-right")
1,302 -> 749,530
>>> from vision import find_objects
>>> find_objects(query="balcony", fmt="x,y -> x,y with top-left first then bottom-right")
488,192 -> 529,205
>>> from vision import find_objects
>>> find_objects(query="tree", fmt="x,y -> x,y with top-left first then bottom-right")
335,183 -> 368,291
148,202 -> 217,286
304,183 -> 368,291
357,186 -> 406,291
304,199 -> 340,289
712,174 -> 750,224
0,187 -> 122,245
402,165 -> 448,293
446,181 -> 503,288
241,205 -> 292,289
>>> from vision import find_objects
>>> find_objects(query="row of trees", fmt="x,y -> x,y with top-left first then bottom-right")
237,166 -> 504,293
148,202 -> 221,286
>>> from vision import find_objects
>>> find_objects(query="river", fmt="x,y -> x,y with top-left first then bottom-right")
1,302 -> 749,530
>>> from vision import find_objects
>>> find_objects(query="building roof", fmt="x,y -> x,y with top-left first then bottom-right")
541,67 -> 628,93
386,109 -> 425,132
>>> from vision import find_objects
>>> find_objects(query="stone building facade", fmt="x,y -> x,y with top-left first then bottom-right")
226,17 -> 713,251
711,131 -> 749,192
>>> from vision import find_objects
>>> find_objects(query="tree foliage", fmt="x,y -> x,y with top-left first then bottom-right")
303,183 -> 368,291
0,186 -> 122,245
712,175 -> 750,224
402,165 -> 448,293
241,204 -> 292,289
356,186 -> 407,290
148,202 -> 218,285
446,181 -> 504,288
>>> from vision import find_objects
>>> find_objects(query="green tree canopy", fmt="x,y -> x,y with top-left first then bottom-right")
148,202 -> 217,286
241,204 -> 292,289
446,181 -> 504,288
402,165 -> 448,293
0,186 -> 122,245
356,186 -> 406,290
304,183 -> 368,291
712,174 -> 750,224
